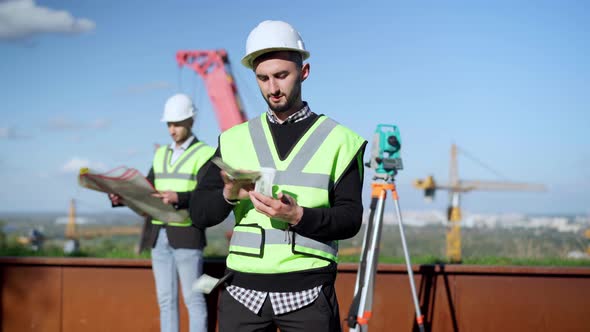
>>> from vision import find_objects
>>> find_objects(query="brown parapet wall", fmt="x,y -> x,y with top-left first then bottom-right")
1,257 -> 589,332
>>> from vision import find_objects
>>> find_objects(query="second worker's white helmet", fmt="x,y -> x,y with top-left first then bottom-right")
241,20 -> 310,69
161,93 -> 196,122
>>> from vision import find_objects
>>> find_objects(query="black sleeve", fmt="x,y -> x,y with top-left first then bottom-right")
146,167 -> 155,186
109,197 -> 124,208
189,146 -> 235,228
175,192 -> 190,210
291,144 -> 367,242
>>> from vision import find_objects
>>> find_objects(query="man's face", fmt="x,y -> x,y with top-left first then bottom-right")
254,51 -> 309,114
167,118 -> 192,144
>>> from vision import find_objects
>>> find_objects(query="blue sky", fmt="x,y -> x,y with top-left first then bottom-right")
0,0 -> 588,215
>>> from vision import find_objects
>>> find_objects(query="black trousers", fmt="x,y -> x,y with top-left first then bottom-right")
218,283 -> 342,332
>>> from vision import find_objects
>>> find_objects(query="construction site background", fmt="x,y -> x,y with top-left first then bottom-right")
1,211 -> 588,266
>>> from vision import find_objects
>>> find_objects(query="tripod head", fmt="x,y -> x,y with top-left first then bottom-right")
365,124 -> 403,181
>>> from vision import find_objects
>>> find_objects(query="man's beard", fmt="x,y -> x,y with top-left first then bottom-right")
266,98 -> 292,113
264,83 -> 301,113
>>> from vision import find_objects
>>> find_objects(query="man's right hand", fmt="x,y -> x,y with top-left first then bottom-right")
221,170 -> 255,201
108,193 -> 123,206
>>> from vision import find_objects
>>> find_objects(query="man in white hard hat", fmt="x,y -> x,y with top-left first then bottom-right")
110,93 -> 214,332
190,21 -> 367,331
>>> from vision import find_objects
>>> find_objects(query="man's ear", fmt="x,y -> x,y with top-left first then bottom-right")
301,63 -> 310,82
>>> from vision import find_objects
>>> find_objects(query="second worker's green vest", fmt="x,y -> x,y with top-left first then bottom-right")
152,139 -> 214,227
220,115 -> 366,274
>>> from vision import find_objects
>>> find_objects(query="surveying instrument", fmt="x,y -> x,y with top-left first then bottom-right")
347,124 -> 425,332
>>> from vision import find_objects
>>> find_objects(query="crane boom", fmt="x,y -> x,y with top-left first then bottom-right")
413,144 -> 546,262
176,49 -> 248,132
417,180 -> 546,192
458,180 -> 546,192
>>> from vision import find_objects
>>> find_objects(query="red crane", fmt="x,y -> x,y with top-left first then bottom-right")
175,49 -> 248,131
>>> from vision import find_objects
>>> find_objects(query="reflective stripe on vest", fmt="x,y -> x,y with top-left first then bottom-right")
248,116 -> 338,190
152,141 -> 213,227
229,227 -> 338,261
153,143 -> 208,181
154,173 -> 197,181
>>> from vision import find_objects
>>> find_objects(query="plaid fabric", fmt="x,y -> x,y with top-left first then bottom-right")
269,285 -> 323,315
225,285 -> 268,314
229,101 -> 320,315
226,284 -> 323,315
266,102 -> 311,124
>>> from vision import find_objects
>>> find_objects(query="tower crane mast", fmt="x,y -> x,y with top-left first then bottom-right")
414,144 -> 546,263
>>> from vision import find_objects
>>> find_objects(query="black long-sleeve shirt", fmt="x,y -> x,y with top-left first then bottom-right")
189,113 -> 366,290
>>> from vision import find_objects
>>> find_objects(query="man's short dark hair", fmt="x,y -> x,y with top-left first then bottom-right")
253,51 -> 303,68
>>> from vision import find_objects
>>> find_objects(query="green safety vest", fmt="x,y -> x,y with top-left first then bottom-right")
152,140 -> 215,227
220,115 -> 366,274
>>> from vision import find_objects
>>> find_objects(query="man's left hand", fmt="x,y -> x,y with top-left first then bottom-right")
152,191 -> 179,205
249,191 -> 303,225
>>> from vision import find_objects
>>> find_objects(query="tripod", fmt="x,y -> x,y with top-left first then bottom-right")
347,174 -> 425,332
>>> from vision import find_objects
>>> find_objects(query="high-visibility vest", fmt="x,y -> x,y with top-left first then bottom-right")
220,115 -> 366,274
152,141 -> 215,227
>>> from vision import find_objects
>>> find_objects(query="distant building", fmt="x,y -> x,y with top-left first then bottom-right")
362,210 -> 590,233
55,216 -> 93,225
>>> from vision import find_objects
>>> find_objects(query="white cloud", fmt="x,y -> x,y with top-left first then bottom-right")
67,134 -> 83,143
90,118 -> 111,129
45,116 -> 111,131
61,157 -> 107,174
0,127 -> 14,138
0,126 -> 29,139
46,116 -> 77,130
0,0 -> 95,40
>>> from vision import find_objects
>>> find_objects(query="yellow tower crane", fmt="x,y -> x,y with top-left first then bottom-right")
413,144 -> 546,263
66,199 -> 141,239
65,198 -> 77,240
64,199 -> 142,253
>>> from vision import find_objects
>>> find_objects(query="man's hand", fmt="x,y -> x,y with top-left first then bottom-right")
108,193 -> 124,206
249,191 -> 303,225
221,170 -> 255,201
152,191 -> 179,205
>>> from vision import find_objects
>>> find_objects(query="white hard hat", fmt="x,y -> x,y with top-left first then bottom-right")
161,93 -> 196,122
241,20 -> 310,69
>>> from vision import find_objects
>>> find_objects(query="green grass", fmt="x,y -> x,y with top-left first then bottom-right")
0,243 -> 150,259
0,234 -> 151,259
2,243 -> 589,267
2,220 -> 588,267
339,254 -> 445,265
461,256 -> 590,267
0,245 -> 68,257
338,254 -> 590,267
